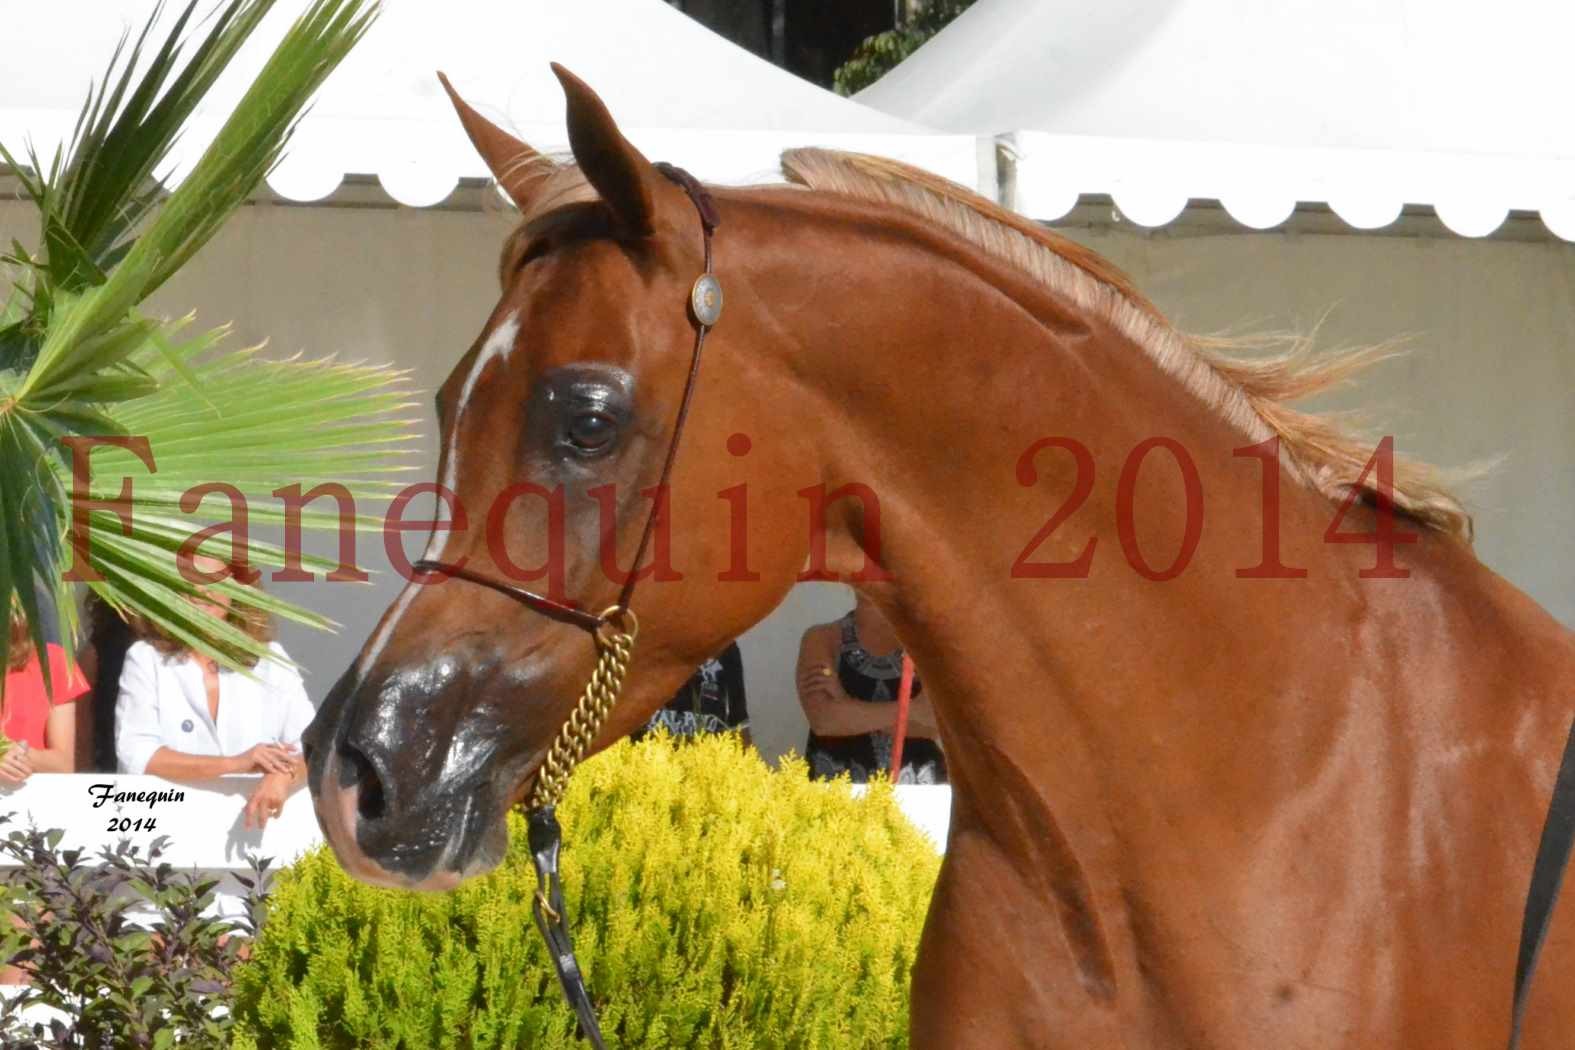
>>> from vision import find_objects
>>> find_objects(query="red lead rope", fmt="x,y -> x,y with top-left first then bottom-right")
889,653 -> 916,784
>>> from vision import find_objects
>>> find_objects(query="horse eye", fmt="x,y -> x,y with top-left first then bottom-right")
567,412 -> 617,453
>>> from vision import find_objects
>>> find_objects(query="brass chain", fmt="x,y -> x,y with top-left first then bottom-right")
528,608 -> 639,811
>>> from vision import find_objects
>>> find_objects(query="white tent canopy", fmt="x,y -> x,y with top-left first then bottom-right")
0,0 -> 980,206
856,0 -> 1575,239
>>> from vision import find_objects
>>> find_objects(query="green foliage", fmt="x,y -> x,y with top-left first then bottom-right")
0,0 -> 412,686
0,816 -> 273,1049
832,0 -> 978,96
231,734 -> 942,1049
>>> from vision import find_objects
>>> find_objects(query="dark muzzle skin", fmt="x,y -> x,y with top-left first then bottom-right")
304,655 -> 533,890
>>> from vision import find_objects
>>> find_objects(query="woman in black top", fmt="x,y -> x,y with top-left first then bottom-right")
795,596 -> 946,784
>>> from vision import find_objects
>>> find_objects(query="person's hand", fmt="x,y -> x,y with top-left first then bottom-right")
799,670 -> 866,736
796,666 -> 843,727
796,662 -> 839,704
797,635 -> 860,727
0,744 -> 34,785
239,742 -> 298,776
244,772 -> 292,830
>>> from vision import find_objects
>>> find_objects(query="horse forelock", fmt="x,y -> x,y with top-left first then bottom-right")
776,148 -> 1475,543
495,160 -> 600,284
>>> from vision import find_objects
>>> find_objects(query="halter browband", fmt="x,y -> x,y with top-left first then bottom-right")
413,162 -> 720,634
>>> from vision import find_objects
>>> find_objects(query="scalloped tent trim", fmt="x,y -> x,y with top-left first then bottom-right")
0,0 -> 982,208
856,0 -> 1575,242
1004,132 -> 1575,240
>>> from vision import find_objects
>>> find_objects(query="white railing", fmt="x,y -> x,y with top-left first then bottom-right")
0,775 -> 322,872
0,774 -> 325,924
0,775 -> 952,887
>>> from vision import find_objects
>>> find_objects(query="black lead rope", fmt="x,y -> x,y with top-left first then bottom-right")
1508,717 -> 1575,1049
529,807 -> 608,1050
518,163 -> 720,1049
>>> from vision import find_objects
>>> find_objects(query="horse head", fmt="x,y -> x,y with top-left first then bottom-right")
303,66 -> 811,889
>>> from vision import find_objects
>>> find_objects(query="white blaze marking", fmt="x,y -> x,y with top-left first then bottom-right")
358,581 -> 420,675
362,313 -> 520,674
428,312 -> 519,561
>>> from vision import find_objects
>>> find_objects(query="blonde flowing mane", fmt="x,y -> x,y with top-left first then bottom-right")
778,148 -> 1472,542
502,148 -> 1471,541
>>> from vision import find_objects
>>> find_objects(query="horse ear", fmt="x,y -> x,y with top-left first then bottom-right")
550,63 -> 663,236
437,72 -> 553,211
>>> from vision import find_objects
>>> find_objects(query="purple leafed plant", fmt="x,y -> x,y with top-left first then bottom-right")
0,814 -> 271,1050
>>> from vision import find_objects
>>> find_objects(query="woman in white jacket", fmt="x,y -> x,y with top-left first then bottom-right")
115,556 -> 316,829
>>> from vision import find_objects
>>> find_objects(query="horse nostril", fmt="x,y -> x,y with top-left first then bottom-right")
341,743 -> 387,824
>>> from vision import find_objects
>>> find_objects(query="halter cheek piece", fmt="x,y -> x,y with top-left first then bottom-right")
412,163 -> 719,1048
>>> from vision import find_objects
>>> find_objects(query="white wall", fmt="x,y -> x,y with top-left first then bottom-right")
3,196 -> 1570,764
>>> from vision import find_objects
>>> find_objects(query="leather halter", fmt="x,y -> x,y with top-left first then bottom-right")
413,161 -> 718,636
1509,718 -> 1575,1048
412,164 -> 720,1049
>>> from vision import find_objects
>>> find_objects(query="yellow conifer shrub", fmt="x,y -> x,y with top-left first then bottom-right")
232,733 -> 941,1048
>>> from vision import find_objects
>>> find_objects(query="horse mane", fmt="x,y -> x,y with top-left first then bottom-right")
497,149 -> 1470,541
777,148 -> 1473,543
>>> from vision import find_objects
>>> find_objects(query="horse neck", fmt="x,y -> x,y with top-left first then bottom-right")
736,189 -> 1392,923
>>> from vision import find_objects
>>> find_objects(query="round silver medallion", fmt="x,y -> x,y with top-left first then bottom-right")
690,273 -> 723,327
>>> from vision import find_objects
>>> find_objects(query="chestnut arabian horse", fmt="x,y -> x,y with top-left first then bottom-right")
303,66 -> 1575,1048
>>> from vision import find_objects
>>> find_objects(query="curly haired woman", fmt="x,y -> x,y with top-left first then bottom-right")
115,555 -> 315,829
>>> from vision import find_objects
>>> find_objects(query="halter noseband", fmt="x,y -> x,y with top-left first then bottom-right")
411,164 -> 720,1049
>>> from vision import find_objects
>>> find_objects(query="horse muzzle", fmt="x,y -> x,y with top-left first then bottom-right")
304,663 -> 519,889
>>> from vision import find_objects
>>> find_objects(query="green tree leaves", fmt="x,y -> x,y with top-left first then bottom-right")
832,1 -> 977,97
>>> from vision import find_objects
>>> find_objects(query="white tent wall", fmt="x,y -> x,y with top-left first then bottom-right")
0,0 -> 982,202
856,0 -> 1575,239
2,197 -> 1570,766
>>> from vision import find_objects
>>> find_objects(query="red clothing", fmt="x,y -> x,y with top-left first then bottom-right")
3,644 -> 88,750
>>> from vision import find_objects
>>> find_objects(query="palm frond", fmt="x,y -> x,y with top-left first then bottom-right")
16,0 -> 379,403
0,0 -> 280,346
0,0 -> 411,685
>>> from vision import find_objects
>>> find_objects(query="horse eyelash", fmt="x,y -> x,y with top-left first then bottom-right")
513,240 -> 551,274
